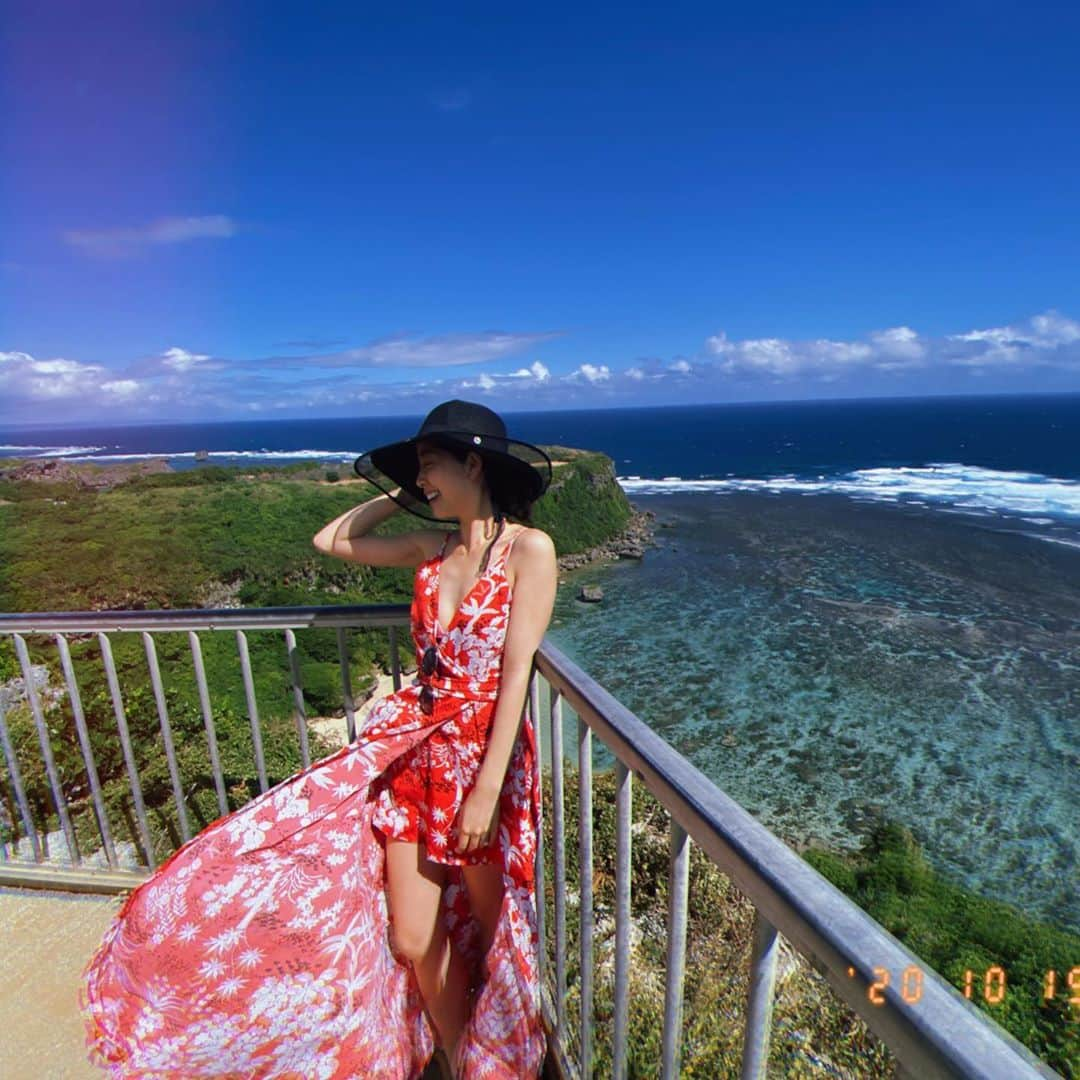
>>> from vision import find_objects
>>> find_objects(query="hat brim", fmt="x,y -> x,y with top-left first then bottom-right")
353,431 -> 552,523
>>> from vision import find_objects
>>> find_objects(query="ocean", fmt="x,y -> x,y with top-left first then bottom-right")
3,393 -> 1078,934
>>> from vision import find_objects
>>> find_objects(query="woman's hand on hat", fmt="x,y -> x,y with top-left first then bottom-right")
390,485 -> 425,510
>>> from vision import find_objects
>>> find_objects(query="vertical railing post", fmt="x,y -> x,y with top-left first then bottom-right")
55,633 -> 117,867
284,628 -> 311,770
236,630 -> 268,793
335,627 -> 357,743
740,909 -> 779,1080
142,631 -> 192,843
0,683 -> 41,861
388,626 -> 402,691
613,759 -> 633,1080
98,632 -> 156,868
661,821 -> 690,1080
578,715 -> 594,1077
189,630 -> 228,816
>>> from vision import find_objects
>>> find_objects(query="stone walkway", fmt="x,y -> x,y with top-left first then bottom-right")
0,885 -> 122,1078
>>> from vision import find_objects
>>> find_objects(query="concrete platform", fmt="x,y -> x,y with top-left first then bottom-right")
0,885 -> 123,1079
0,883 -> 558,1079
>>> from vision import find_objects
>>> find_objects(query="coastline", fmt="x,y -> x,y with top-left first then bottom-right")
556,504 -> 657,572
0,456 -> 174,489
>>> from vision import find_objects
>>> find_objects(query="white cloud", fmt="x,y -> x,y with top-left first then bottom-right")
702,313 -> 1080,378
0,342 -> 231,417
101,379 -> 140,397
266,331 -> 560,370
62,215 -> 238,258
808,340 -> 874,365
161,347 -> 213,373
26,358 -> 91,375
0,349 -> 108,401
509,361 -> 551,382
707,332 -> 878,377
567,363 -> 611,384
1031,311 -> 1080,345
708,334 -> 798,375
116,347 -> 228,380
7,309 -> 1079,424
869,326 -> 926,362
704,331 -> 728,355
947,310 -> 1080,366
460,360 -> 553,395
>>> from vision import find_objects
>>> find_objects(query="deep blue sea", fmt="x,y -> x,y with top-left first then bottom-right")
3,394 -> 1078,934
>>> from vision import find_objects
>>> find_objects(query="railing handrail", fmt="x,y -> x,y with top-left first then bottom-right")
0,604 -> 1064,1078
533,644 -> 1061,1080
0,603 -> 412,634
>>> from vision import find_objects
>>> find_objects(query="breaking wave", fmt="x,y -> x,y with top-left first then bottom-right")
618,463 -> 1080,523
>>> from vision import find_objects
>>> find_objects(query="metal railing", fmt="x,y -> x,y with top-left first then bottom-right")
0,605 -> 1064,1079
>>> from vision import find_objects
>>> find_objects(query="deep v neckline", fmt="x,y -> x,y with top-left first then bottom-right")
434,526 -> 519,633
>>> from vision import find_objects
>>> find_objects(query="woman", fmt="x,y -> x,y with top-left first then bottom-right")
80,400 -> 556,1079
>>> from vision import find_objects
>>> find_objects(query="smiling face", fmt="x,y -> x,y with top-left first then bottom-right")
414,439 -> 486,517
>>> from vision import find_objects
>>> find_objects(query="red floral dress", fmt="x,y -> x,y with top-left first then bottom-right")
371,530 -> 515,866
79,527 -> 545,1079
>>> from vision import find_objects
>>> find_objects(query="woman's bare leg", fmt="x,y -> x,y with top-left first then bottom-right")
385,840 -> 470,1064
462,861 -> 506,958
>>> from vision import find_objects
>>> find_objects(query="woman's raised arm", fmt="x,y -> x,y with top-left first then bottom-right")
312,489 -> 436,568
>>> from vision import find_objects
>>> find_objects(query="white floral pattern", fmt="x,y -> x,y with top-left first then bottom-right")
80,529 -> 544,1078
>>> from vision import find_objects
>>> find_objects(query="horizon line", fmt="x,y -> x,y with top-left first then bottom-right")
3,387 -> 1080,432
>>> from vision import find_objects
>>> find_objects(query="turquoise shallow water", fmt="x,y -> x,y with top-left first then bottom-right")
547,492 -> 1080,936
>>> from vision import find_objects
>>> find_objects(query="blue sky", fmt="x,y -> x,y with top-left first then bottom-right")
3,1 -> 1080,424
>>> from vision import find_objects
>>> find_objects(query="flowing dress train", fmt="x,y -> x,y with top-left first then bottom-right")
79,530 -> 545,1078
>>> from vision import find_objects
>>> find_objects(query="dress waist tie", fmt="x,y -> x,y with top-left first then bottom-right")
413,672 -> 500,702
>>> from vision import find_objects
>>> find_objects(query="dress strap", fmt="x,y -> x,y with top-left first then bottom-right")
435,524 -> 521,570
494,525 -> 526,568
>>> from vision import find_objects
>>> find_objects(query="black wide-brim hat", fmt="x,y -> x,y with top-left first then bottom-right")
353,399 -> 553,522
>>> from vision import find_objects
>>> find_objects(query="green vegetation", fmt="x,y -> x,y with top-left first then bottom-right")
805,823 -> 1080,1074
0,451 -> 632,865
531,447 -> 632,555
543,767 -> 1078,1077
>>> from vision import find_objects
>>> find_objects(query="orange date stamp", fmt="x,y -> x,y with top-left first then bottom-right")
845,963 -> 1080,1014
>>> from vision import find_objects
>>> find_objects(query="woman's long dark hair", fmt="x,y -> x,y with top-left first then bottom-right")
436,440 -> 535,523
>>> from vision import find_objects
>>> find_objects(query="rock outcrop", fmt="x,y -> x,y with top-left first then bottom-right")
556,507 -> 657,571
0,457 -> 173,490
